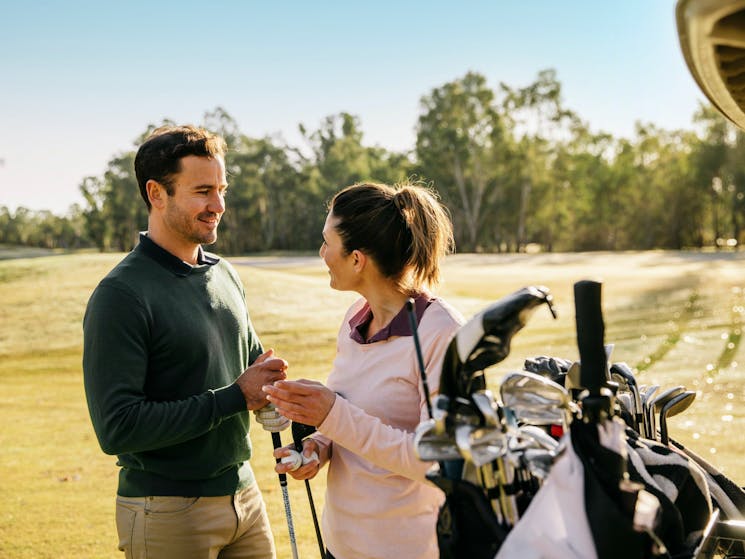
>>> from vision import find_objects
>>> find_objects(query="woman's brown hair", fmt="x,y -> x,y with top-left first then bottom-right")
329,182 -> 454,292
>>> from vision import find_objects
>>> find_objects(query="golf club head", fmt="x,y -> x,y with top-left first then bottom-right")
414,418 -> 461,462
455,424 -> 477,463
616,392 -> 635,428
611,362 -> 643,431
471,390 -> 501,428
659,390 -> 696,445
564,361 -> 582,391
467,426 -> 509,467
642,384 -> 660,402
514,424 -> 560,451
651,386 -> 686,413
663,390 -> 696,418
640,384 -> 660,439
500,370 -> 571,426
521,448 -> 556,481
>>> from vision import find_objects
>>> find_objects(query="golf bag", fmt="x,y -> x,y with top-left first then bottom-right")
417,282 -> 745,559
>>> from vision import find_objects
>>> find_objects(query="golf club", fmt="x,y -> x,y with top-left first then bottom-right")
610,363 -> 643,432
270,430 -> 299,559
406,297 -> 434,420
659,391 -> 696,445
291,421 -> 325,559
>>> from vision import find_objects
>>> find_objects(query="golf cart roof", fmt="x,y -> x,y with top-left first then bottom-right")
677,0 -> 745,130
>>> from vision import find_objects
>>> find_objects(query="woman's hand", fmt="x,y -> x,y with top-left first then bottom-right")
273,438 -> 322,480
263,379 -> 336,427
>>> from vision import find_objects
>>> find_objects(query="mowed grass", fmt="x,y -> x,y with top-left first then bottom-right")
1,250 -> 744,558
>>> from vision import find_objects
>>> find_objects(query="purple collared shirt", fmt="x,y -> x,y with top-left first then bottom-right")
348,293 -> 433,344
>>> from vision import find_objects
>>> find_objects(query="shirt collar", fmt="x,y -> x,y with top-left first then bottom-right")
349,293 -> 433,344
136,232 -> 219,277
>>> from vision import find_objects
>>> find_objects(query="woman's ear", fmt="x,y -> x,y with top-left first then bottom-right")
147,180 -> 166,210
351,249 -> 367,273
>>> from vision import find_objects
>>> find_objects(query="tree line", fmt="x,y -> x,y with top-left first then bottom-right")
3,69 -> 744,254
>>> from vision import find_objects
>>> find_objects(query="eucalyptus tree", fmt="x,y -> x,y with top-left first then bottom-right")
691,103 -> 745,247
691,103 -> 736,245
103,151 -> 147,251
300,112 -> 373,195
79,176 -> 110,251
499,69 -> 580,252
217,134 -> 310,253
416,72 -> 511,251
298,111 -> 411,226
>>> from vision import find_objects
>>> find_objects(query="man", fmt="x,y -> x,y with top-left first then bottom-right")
83,125 -> 286,558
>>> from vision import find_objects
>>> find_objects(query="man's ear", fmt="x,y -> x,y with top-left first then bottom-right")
146,180 -> 166,210
351,249 -> 367,273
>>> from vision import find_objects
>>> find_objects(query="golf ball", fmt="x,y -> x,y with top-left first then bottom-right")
280,450 -> 303,471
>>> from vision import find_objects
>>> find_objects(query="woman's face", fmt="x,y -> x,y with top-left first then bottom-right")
319,212 -> 355,291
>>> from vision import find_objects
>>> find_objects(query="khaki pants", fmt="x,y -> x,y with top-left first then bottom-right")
115,483 -> 275,559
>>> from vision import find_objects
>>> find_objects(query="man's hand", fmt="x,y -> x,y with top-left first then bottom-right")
236,349 -> 288,410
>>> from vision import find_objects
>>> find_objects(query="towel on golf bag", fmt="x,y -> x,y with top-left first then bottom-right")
625,429 -> 712,554
670,439 -> 745,521
497,418 -> 658,559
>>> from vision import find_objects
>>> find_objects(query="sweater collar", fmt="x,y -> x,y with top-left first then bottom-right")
349,293 -> 433,344
136,232 -> 219,277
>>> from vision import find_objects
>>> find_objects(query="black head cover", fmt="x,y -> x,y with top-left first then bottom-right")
439,286 -> 556,403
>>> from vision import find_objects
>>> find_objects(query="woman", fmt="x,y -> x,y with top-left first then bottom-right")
263,182 -> 464,559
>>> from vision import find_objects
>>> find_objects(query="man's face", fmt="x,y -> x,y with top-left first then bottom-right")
162,155 -> 227,247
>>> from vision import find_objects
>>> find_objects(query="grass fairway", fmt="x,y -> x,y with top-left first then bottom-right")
1,250 -> 743,558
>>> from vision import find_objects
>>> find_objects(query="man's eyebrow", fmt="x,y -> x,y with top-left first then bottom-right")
190,183 -> 228,189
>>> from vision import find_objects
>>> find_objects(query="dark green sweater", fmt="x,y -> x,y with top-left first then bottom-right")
83,234 -> 263,497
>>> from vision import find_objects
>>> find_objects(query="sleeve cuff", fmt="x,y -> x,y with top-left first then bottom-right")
213,384 -> 247,418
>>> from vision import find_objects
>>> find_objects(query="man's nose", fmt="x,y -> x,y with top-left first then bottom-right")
208,190 -> 226,213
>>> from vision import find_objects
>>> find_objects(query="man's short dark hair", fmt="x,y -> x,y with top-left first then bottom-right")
134,125 -> 227,210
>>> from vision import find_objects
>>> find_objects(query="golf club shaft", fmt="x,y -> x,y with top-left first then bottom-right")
293,434 -> 325,559
304,479 -> 324,558
406,298 -> 434,419
272,432 -> 299,559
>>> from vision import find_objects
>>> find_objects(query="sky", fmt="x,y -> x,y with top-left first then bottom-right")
0,0 -> 704,214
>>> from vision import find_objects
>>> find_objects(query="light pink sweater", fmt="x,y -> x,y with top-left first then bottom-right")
315,297 -> 464,559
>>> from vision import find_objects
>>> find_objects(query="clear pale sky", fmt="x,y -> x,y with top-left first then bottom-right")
0,0 -> 704,214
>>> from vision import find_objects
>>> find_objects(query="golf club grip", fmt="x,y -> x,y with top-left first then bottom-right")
271,431 -> 288,485
574,280 -> 607,394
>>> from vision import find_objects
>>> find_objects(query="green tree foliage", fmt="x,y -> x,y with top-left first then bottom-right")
5,77 -> 745,254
